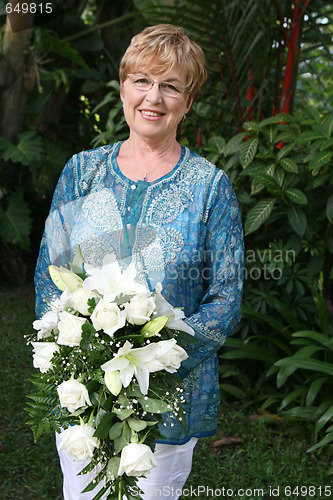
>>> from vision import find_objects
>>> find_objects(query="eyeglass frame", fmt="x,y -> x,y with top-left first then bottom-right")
126,73 -> 189,98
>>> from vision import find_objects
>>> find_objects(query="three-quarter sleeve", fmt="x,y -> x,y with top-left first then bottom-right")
179,171 -> 244,377
34,156 -> 77,318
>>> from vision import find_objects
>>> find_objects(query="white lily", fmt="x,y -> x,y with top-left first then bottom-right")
154,283 -> 194,335
83,253 -> 147,301
49,265 -> 83,292
101,340 -> 164,395
104,370 -> 122,396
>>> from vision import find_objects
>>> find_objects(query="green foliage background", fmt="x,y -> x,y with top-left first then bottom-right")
0,0 -> 332,460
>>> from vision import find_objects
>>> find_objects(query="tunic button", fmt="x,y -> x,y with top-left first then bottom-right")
131,184 -> 136,190
127,206 -> 131,211
127,223 -> 131,228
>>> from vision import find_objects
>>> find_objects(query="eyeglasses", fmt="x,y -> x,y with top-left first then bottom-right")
126,74 -> 187,98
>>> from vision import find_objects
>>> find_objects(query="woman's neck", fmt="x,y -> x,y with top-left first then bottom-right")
117,135 -> 182,182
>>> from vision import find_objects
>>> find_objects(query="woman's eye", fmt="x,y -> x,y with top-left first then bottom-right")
161,83 -> 180,93
135,78 -> 150,85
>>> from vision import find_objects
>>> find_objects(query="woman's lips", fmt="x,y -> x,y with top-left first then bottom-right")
139,109 -> 165,118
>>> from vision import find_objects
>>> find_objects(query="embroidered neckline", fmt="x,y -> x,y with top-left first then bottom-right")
109,141 -> 189,187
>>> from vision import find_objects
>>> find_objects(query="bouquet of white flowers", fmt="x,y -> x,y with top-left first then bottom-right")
27,249 -> 194,499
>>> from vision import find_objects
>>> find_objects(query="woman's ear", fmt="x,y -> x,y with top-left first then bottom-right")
185,97 -> 193,114
120,81 -> 125,102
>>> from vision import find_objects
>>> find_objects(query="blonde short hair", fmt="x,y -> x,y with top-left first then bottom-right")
119,24 -> 207,102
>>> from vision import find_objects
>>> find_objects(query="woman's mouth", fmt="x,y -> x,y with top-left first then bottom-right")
140,110 -> 165,118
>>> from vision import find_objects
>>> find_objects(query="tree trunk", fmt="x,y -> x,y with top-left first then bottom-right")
0,2 -> 35,142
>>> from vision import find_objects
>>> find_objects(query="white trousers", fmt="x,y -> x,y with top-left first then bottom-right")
56,433 -> 197,500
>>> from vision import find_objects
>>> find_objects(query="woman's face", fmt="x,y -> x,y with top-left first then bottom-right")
120,66 -> 192,144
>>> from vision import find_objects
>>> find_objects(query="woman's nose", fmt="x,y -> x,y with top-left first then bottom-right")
145,82 -> 163,103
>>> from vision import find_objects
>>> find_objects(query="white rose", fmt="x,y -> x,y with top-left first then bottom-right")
32,342 -> 60,372
57,424 -> 99,461
125,293 -> 156,325
50,289 -> 73,314
154,339 -> 188,373
71,287 -> 98,316
33,310 -> 58,339
118,443 -> 157,477
91,299 -> 126,337
57,311 -> 87,346
57,379 -> 92,413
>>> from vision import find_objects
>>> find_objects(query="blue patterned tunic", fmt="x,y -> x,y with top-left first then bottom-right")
34,141 -> 244,445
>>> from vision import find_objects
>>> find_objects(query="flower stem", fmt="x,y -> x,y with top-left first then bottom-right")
118,478 -> 122,500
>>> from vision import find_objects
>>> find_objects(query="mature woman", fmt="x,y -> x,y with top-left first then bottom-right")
35,24 -> 244,499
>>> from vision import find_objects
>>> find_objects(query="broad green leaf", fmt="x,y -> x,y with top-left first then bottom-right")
309,151 -> 333,175
280,387 -> 308,410
323,115 -> 333,137
94,412 -> 114,439
320,138 -> 333,151
276,365 -> 298,388
292,331 -> 333,350
108,421 -> 124,440
315,405 -> 333,435
114,407 -> 134,420
265,124 -> 278,144
236,307 -> 287,333
222,338 -> 278,364
208,136 -> 226,154
275,130 -> 298,144
251,179 -> 264,195
0,131 -> 43,166
114,423 -> 131,454
279,157 -> 298,173
266,163 -> 276,176
248,334 -> 293,356
0,191 -> 32,250
313,123 -> 332,139
239,137 -> 258,167
287,205 -> 307,237
277,143 -> 295,160
284,188 -> 308,205
274,170 -> 285,187
138,397 -> 169,413
291,345 -> 323,358
275,358 -> 333,377
280,406 -> 318,419
221,345 -> 277,364
326,194 -> 333,223
243,121 -> 259,131
258,114 -> 289,127
303,105 -> 321,124
307,431 -> 333,453
220,383 -> 245,399
46,37 -> 88,69
306,378 -> 327,407
244,199 -> 275,235
127,418 -> 148,432
296,131 -> 326,143
106,457 -> 121,479
224,132 -> 247,156
264,296 -> 307,332
249,173 -> 281,195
